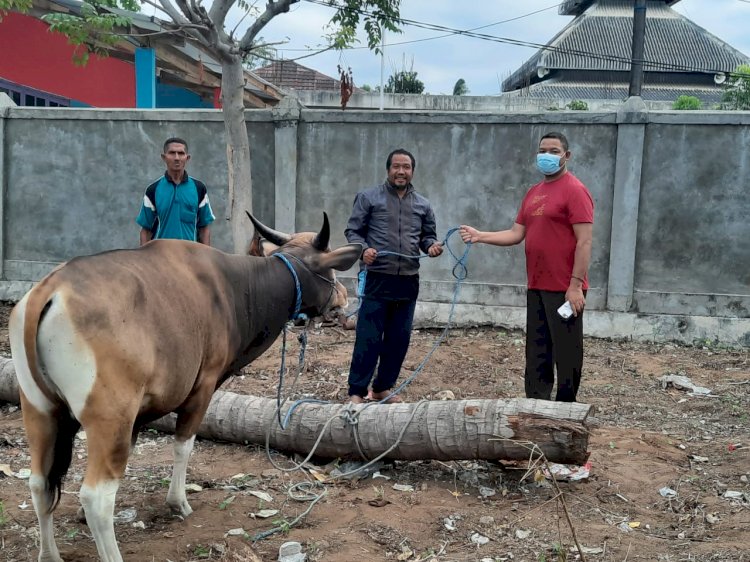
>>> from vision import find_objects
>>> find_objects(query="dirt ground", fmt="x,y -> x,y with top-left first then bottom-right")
0,302 -> 748,562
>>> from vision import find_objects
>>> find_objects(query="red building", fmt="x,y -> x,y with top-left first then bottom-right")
0,1 -> 283,109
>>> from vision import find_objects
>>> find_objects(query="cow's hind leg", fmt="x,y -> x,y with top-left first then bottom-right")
166,386 -> 215,517
78,419 -> 132,562
21,395 -> 80,562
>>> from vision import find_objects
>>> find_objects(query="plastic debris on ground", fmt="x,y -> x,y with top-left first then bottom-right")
659,487 -> 678,498
113,508 -> 137,524
543,461 -> 592,481
659,374 -> 711,395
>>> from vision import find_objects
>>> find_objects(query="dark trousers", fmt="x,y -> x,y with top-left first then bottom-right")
347,296 -> 417,397
525,289 -> 584,402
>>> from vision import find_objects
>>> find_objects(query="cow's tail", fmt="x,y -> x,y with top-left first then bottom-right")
17,273 -> 80,512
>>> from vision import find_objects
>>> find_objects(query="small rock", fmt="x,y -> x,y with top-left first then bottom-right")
479,516 -> 495,526
226,528 -> 246,537
705,513 -> 720,525
515,529 -> 531,539
470,532 -> 490,545
392,483 -> 414,492
443,517 -> 457,531
113,508 -> 137,524
262,469 -> 282,479
479,486 -> 496,498
132,521 -> 146,530
185,483 -> 203,493
740,475 -> 748,483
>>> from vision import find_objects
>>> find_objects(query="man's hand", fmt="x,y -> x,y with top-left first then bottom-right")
428,242 -> 443,257
362,247 -> 378,265
565,285 -> 586,317
460,225 -> 480,244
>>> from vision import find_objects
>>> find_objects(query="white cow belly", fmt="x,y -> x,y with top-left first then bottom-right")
36,294 -> 97,420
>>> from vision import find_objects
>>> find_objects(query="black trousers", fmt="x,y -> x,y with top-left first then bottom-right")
524,289 -> 584,402
347,296 -> 417,398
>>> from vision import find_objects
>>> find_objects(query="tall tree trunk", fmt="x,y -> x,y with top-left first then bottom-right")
0,359 -> 592,464
221,54 -> 254,254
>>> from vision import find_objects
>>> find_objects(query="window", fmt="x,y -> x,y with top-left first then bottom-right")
0,78 -> 70,107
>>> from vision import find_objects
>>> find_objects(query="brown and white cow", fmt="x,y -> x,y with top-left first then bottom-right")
9,213 -> 362,562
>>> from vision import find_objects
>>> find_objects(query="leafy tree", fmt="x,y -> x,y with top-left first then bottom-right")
360,84 -> 373,92
6,0 -> 402,251
385,70 -> 424,94
452,78 -> 468,96
722,64 -> 750,110
672,95 -> 701,110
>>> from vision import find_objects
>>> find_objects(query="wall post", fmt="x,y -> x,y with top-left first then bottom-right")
272,97 -> 302,232
607,97 -> 648,311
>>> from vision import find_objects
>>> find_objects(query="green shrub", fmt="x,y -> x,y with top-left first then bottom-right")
673,95 -> 702,110
566,100 -> 589,110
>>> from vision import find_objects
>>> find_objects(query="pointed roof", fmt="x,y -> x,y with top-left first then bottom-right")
254,60 -> 342,92
502,0 -> 749,95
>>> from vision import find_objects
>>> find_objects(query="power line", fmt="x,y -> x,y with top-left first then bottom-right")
299,0 -> 744,78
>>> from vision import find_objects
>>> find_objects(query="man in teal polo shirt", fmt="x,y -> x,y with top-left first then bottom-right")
137,137 -> 215,246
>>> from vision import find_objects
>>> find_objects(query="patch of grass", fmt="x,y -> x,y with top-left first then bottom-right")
0,501 -> 9,527
218,495 -> 236,510
192,544 -> 211,559
272,518 -> 291,535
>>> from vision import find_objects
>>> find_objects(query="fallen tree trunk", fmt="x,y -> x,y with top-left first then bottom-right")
0,358 -> 592,464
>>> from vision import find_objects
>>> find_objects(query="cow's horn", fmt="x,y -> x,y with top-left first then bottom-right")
245,211 -> 292,246
313,212 -> 330,251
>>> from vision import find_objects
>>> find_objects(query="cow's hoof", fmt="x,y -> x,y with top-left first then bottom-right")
168,500 -> 193,518
39,551 -> 64,562
76,506 -> 87,523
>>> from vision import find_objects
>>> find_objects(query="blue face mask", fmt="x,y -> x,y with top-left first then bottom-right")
536,153 -> 563,175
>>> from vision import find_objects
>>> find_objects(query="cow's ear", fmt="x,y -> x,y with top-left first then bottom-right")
318,243 -> 363,271
260,239 -> 280,255
248,233 -> 264,256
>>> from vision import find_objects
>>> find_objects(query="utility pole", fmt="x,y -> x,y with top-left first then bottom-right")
628,0 -> 647,97
379,28 -> 386,111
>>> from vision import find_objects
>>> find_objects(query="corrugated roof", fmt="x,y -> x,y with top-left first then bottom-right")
503,0 -> 749,93
503,80 -> 726,103
559,0 -> 680,16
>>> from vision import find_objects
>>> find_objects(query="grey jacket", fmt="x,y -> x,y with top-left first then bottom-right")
345,182 -> 438,276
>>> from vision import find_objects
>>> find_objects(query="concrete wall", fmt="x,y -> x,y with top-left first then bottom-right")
0,104 -> 748,346
293,90 -> 676,112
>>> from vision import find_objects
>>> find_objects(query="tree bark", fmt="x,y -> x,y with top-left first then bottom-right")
221,54 -> 255,254
0,358 -> 592,464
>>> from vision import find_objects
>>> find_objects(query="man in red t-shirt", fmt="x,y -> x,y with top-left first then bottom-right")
460,132 -> 594,402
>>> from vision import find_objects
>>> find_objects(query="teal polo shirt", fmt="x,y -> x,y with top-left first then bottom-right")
136,172 -> 215,241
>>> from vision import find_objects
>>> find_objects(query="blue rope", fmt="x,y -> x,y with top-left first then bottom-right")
347,226 -> 469,318
275,226 -> 472,419
274,253 -> 305,321
366,226 -> 471,404
274,253 -> 309,428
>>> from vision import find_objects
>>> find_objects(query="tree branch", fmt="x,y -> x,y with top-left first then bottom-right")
239,0 -> 298,51
208,0 -> 234,29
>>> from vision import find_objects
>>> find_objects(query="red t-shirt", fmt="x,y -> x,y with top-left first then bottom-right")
515,173 -> 594,291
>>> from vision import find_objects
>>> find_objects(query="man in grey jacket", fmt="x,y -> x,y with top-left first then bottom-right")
345,148 -> 443,404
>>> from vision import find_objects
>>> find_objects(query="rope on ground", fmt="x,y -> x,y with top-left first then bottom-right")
254,227 -> 472,541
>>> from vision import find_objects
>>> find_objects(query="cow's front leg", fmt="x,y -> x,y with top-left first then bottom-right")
166,434 -> 196,517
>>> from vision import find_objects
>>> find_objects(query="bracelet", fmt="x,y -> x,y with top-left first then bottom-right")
571,275 -> 584,283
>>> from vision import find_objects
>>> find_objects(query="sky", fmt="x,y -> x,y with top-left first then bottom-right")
239,0 -> 750,96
